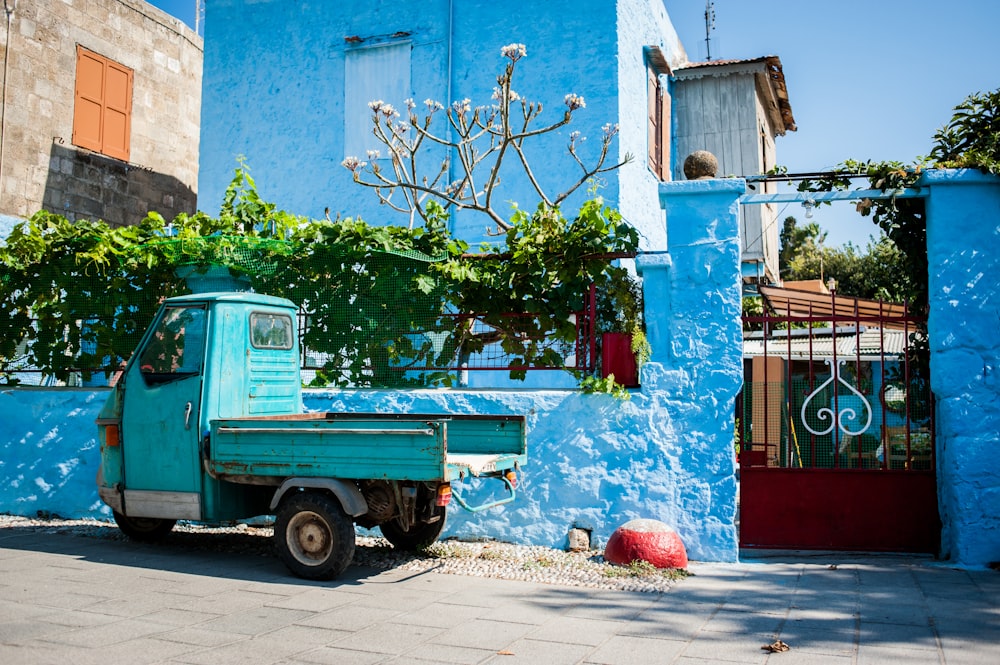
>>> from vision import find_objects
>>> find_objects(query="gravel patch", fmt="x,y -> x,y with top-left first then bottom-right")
0,514 -> 687,593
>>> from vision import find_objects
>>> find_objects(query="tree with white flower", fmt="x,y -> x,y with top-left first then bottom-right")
342,44 -> 630,231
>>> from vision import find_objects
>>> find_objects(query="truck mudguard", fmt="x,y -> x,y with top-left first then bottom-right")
269,477 -> 369,517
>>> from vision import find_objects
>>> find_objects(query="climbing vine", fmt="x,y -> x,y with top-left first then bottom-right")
0,164 -> 640,388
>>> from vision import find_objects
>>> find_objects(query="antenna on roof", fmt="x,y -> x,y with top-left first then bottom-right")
194,0 -> 204,36
704,0 -> 716,61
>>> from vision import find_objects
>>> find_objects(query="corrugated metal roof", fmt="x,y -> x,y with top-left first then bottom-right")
744,327 -> 908,360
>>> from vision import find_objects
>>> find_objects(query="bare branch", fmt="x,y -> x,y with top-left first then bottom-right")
341,44 -> 625,235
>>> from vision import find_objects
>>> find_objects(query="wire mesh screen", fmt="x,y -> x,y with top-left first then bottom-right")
739,365 -> 933,470
275,250 -> 595,388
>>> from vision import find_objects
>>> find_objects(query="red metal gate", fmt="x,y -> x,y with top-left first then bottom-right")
739,286 -> 940,552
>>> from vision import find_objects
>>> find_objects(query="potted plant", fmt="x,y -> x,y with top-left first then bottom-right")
595,270 -> 649,388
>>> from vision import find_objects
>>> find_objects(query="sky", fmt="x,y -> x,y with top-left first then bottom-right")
149,0 -> 1000,248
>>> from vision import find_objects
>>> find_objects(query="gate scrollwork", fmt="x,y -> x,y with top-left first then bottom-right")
800,358 -> 873,437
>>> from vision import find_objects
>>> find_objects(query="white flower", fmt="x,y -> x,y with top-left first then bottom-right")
564,93 -> 586,110
405,98 -> 416,110
380,103 -> 398,118
570,131 -> 581,142
368,100 -> 384,111
452,98 -> 472,114
500,43 -> 527,61
602,123 -> 620,137
366,150 -> 381,160
492,87 -> 520,103
341,156 -> 367,171
424,98 -> 444,111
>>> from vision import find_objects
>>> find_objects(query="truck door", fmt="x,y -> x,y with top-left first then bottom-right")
119,304 -> 208,520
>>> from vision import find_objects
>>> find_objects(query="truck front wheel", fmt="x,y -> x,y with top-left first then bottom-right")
380,504 -> 447,551
112,511 -> 176,541
274,492 -> 356,580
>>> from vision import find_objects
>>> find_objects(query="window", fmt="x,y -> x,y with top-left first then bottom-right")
139,306 -> 207,384
250,312 -> 294,350
73,46 -> 133,161
646,58 -> 671,181
344,42 -> 411,159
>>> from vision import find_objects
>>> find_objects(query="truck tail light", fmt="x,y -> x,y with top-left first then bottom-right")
435,483 -> 452,507
104,424 -> 120,448
504,469 -> 517,489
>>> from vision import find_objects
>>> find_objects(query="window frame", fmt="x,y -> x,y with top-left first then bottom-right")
343,41 -> 412,160
249,311 -> 295,351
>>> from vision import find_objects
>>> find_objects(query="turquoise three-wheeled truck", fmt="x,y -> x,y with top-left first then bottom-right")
96,292 -> 527,579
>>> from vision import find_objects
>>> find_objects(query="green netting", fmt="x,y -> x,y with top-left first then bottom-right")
740,376 -> 932,470
130,235 -> 297,275
0,236 -> 594,388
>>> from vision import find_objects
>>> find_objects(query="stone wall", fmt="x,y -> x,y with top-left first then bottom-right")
0,0 -> 202,225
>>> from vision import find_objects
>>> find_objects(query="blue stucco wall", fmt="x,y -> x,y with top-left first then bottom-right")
0,173 -> 745,563
923,169 -> 1000,567
0,381 -> 736,560
615,0 -> 687,251
0,388 -> 109,518
198,0 -> 685,250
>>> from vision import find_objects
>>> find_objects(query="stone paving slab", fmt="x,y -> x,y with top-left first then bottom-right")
2,527 -> 999,664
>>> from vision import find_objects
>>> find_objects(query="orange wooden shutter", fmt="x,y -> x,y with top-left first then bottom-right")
102,61 -> 132,161
73,48 -> 105,153
73,47 -> 132,161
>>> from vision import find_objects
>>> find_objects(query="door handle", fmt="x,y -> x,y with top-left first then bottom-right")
184,402 -> 193,430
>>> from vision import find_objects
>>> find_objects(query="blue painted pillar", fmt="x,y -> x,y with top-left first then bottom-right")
921,169 -> 1000,567
636,178 -> 745,563
637,179 -> 745,384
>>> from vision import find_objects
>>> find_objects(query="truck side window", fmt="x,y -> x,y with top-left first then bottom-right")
250,312 -> 293,350
138,306 -> 207,385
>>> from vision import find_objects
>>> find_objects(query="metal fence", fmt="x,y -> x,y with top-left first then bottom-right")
739,293 -> 932,472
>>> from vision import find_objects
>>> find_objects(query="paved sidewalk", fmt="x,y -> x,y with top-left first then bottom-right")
1,526 -> 998,664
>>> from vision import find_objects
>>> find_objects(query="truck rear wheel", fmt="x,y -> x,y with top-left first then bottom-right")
274,492 -> 356,580
380,504 -> 447,551
112,511 -> 176,541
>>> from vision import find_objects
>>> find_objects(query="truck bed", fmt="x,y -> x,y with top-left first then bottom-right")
207,413 -> 527,483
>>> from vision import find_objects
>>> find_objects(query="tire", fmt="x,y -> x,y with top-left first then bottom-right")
380,504 -> 447,551
112,511 -> 176,541
274,492 -> 356,580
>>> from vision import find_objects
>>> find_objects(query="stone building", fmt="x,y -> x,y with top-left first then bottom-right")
0,0 -> 202,230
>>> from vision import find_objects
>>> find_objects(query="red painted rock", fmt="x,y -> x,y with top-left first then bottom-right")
604,519 -> 688,569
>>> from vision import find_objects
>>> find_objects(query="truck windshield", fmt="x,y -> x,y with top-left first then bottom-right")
138,305 -> 207,385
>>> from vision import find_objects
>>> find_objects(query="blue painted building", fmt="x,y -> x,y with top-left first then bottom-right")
198,0 -> 793,266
